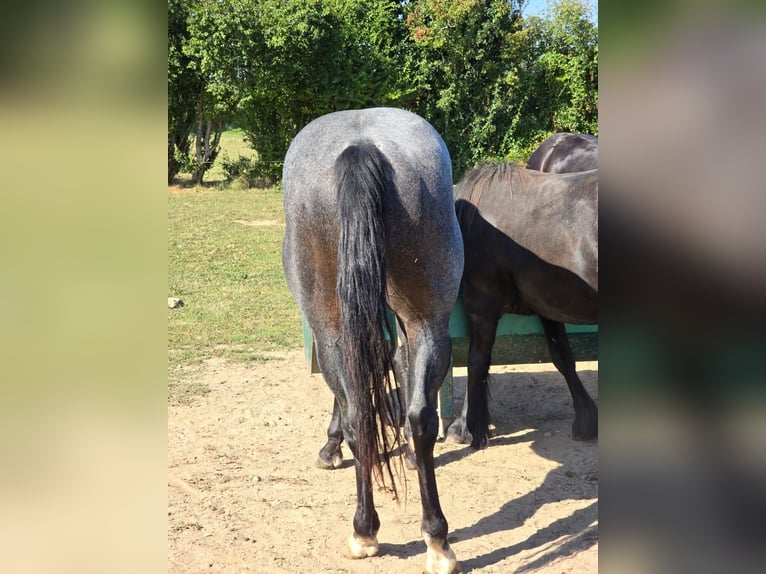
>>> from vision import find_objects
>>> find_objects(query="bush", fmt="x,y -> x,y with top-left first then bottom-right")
220,154 -> 282,188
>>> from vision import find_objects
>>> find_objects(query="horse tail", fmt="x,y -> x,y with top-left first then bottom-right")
335,142 -> 401,499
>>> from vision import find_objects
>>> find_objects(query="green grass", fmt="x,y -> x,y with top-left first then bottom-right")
168,183 -> 303,400
168,185 -> 301,360
169,129 -> 303,402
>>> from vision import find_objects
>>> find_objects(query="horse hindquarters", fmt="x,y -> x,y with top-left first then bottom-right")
283,108 -> 460,574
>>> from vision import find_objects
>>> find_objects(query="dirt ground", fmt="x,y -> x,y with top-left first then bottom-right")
168,351 -> 598,573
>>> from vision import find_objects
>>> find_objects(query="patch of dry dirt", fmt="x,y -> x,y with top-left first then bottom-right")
168,351 -> 598,573
233,219 -> 283,227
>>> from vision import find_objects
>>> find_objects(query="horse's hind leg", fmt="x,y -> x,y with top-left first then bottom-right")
540,317 -> 598,440
446,305 -> 499,449
392,324 -> 417,470
318,325 -> 410,471
406,326 -> 458,574
316,398 -> 344,469
313,329 -> 380,557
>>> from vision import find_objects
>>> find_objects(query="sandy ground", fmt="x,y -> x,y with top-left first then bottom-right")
168,351 -> 598,573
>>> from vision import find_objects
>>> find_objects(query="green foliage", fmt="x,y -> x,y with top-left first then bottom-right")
401,0 -> 597,177
521,1 -> 598,138
168,0 -> 204,184
403,0 -> 528,176
168,0 -> 598,182
178,0 -> 410,174
220,154 -> 281,189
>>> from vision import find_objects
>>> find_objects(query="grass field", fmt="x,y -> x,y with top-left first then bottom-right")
168,131 -> 301,401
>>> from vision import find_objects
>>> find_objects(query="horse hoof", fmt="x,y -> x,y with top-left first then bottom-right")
347,534 -> 379,558
315,451 -> 343,470
469,433 -> 489,450
443,432 -> 466,445
425,539 -> 459,574
572,423 -> 598,442
572,410 -> 598,441
444,420 -> 471,445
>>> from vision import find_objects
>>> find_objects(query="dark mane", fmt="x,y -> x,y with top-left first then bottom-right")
455,161 -> 532,229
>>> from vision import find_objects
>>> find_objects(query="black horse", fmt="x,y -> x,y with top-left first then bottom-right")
282,108 -> 462,573
527,132 -> 598,172
445,161 -> 599,449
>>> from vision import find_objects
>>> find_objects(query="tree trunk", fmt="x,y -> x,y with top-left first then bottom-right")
190,110 -> 223,186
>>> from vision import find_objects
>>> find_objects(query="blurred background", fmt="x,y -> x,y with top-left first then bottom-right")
600,2 -> 766,573
0,2 -> 166,572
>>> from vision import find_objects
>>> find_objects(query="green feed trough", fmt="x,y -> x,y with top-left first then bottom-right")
301,296 -> 598,436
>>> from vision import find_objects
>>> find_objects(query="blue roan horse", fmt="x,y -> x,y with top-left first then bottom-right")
282,108 -> 463,573
446,135 -> 598,449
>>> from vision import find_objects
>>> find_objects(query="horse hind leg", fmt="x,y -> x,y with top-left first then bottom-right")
316,398 -> 344,469
540,317 -> 598,440
446,308 -> 498,449
313,328 -> 381,557
318,337 -> 413,470
318,326 -> 411,471
391,326 -> 417,470
406,328 -> 459,574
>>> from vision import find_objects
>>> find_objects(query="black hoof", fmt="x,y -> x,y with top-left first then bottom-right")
572,419 -> 598,441
469,427 -> 490,450
572,406 -> 598,441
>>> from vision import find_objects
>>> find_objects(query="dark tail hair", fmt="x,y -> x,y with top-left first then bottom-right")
335,142 -> 402,499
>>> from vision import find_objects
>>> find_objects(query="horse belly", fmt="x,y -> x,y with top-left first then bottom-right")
514,266 -> 597,324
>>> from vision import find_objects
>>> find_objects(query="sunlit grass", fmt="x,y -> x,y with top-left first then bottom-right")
167,181 -> 302,401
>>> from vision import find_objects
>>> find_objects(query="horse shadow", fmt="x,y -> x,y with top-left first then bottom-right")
354,367 -> 598,571
427,367 -> 599,572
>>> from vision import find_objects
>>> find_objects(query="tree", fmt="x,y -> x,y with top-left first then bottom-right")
403,0 -> 527,176
401,0 -> 597,177
504,0 -> 598,156
168,0 -> 204,184
168,0 -> 598,185
178,0 -> 408,184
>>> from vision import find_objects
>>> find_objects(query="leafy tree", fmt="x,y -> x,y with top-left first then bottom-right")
168,0 -> 204,184
179,0 -> 410,184
403,0 -> 527,176
510,0 -> 598,155
402,0 -> 597,177
168,0 -> 236,185
168,0 -> 598,185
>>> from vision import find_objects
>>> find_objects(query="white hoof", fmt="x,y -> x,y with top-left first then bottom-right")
425,537 -> 459,574
347,534 -> 379,559
315,451 -> 343,470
